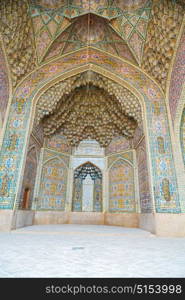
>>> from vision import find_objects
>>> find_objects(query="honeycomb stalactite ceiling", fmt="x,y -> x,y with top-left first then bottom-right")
74,162 -> 102,180
0,0 -> 37,88
42,85 -> 138,147
35,71 -> 141,147
36,0 -> 67,9
32,0 -> 149,13
0,0 -> 184,91
142,0 -> 184,91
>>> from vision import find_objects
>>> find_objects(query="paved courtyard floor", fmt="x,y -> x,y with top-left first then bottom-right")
0,224 -> 185,278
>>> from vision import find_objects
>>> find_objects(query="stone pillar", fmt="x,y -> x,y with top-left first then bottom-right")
133,149 -> 140,213
32,147 -> 44,210
173,106 -> 185,212
103,157 -> 109,213
65,163 -> 74,212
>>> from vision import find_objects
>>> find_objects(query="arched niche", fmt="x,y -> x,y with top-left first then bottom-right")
173,80 -> 185,212
19,145 -> 38,210
108,159 -> 136,213
37,157 -> 68,210
180,107 -> 185,166
0,43 -> 10,145
0,112 -> 2,132
136,142 -> 152,213
72,162 -> 102,212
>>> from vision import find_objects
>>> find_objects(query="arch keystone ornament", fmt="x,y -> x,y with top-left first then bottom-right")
0,47 -> 183,236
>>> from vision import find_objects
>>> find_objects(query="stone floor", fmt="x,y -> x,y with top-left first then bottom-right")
0,224 -> 185,278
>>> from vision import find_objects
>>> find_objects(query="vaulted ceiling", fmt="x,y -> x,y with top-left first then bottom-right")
0,0 -> 185,146
33,0 -> 149,11
35,71 -> 141,146
42,13 -> 137,64
0,0 -> 184,91
30,0 -> 152,65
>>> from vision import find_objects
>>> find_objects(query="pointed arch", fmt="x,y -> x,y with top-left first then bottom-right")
180,108 -> 185,166
0,48 -> 180,213
74,161 -> 102,177
72,161 -> 103,212
108,157 -> 134,170
108,158 -> 136,213
37,157 -> 68,210
20,145 -> 38,210
43,155 -> 69,170
0,41 -> 10,143
173,80 -> 185,212
136,138 -> 152,213
168,24 -> 185,124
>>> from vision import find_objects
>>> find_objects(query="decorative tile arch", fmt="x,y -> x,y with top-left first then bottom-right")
174,82 -> 185,164
168,25 -> 185,125
0,113 -> 2,130
168,24 -> 185,212
0,43 -> 10,128
72,161 -> 103,212
19,145 -> 38,209
180,108 -> 185,166
0,47 -> 180,213
173,80 -> 185,212
108,158 -> 135,213
43,155 -> 69,170
108,155 -> 134,170
37,157 -> 68,210
136,140 -> 152,213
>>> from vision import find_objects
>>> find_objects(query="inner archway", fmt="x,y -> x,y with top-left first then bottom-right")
35,71 -> 142,147
19,69 -> 152,224
72,162 -> 102,212
0,44 -> 181,234
32,70 -> 149,216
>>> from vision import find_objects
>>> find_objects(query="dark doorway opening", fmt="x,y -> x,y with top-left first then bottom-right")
22,187 -> 30,209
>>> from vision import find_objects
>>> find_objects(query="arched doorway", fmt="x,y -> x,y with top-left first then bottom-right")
72,162 -> 102,212
22,187 -> 30,209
